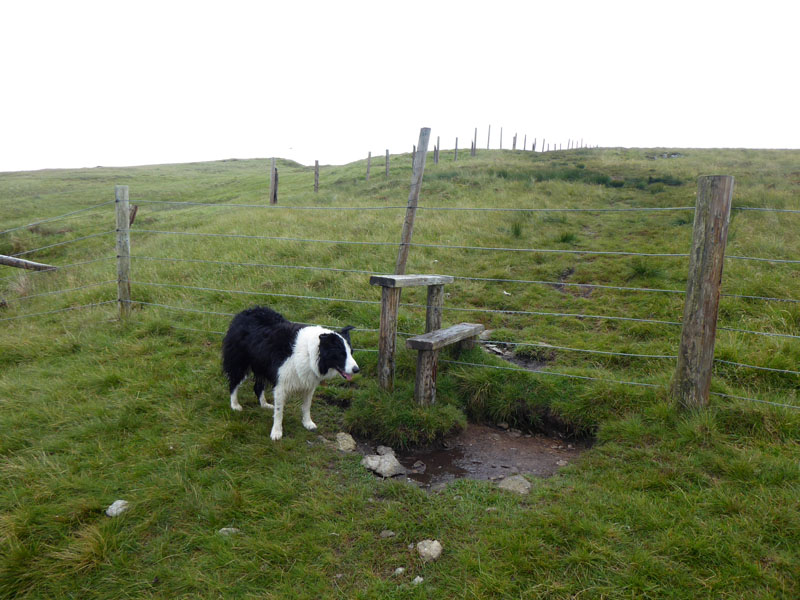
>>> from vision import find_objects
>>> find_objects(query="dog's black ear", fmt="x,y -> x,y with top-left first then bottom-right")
339,325 -> 355,342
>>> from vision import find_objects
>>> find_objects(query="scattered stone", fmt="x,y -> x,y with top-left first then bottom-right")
556,459 -> 568,467
486,507 -> 498,513
376,445 -> 395,456
567,444 -> 574,450
497,422 -> 509,430
335,432 -> 357,452
412,576 -> 424,585
393,567 -> 406,576
508,429 -> 522,438
218,527 -> 242,536
380,529 -> 396,539
497,475 -> 532,495
417,539 -> 443,562
430,482 -> 448,493
362,453 -> 407,478
105,500 -> 130,517
411,460 -> 426,474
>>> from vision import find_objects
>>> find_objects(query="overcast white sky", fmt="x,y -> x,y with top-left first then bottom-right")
1,0 -> 797,173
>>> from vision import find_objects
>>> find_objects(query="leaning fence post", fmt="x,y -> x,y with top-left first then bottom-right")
115,185 -> 131,319
395,127 -> 431,275
671,175 -> 735,409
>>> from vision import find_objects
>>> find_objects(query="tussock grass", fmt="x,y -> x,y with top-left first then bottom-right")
2,148 -> 800,598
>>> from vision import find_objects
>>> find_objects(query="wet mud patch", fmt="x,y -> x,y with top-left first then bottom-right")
392,424 -> 591,490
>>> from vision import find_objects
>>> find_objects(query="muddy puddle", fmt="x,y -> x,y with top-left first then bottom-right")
384,424 -> 591,490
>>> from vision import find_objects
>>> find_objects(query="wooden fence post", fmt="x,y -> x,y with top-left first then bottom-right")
395,127 -> 431,275
512,133 -> 517,150
269,158 -> 277,204
487,125 -> 491,150
385,149 -> 389,177
314,160 -> 319,193
500,127 -> 503,150
473,127 -> 477,156
454,137 -> 458,161
366,152 -> 371,181
115,185 -> 131,319
671,175 -> 735,409
523,134 -> 527,151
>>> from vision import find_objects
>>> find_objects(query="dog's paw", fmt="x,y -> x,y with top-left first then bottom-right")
260,401 -> 274,410
302,419 -> 317,431
230,402 -> 243,412
270,428 -> 283,441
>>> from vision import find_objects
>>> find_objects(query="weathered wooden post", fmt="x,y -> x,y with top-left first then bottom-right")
396,127 -> 431,275
473,127 -> 477,156
454,137 -> 458,161
500,127 -> 503,149
512,133 -> 517,150
366,152 -> 371,181
314,160 -> 319,193
385,149 -> 390,177
523,134 -> 527,151
269,158 -> 277,204
487,125 -> 491,150
533,138 -> 537,152
671,176 -> 735,409
115,185 -> 131,319
0,256 -> 55,271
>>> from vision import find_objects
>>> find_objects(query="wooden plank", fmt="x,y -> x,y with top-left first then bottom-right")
0,255 -> 56,271
671,175 -> 734,409
407,322 -> 484,351
377,286 -> 401,391
370,274 -> 453,289
115,185 -> 131,319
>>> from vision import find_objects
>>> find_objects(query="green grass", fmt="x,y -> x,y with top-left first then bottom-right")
2,148 -> 800,598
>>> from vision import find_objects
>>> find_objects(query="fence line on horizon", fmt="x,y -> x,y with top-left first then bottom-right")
2,149 -> 799,412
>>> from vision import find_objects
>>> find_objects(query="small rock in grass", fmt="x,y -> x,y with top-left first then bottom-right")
497,474 -> 531,495
380,529 -> 396,539
412,576 -> 424,585
105,500 -> 130,517
417,539 -> 443,562
218,527 -> 242,536
361,454 -> 407,478
376,445 -> 395,456
393,567 -> 406,576
556,459 -> 568,467
335,432 -> 357,452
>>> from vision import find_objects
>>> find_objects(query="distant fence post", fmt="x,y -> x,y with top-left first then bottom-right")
473,127 -> 477,155
269,158 -> 277,204
115,185 -> 131,319
671,175 -> 735,410
385,149 -> 389,177
487,125 -> 491,150
366,152 -> 371,181
454,137 -> 458,161
500,127 -> 503,150
512,133 -> 517,150
523,134 -> 527,151
314,160 -> 319,193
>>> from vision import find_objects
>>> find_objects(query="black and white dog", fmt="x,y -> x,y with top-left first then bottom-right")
222,306 -> 359,441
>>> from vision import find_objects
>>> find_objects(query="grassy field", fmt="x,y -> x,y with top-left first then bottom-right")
1,147 -> 799,598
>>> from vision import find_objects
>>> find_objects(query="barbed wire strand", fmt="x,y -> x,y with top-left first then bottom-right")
714,359 -> 800,376
3,280 -> 116,303
0,201 -> 115,236
709,391 -> 800,410
127,255 -> 799,304
132,199 -> 701,213
0,301 -> 116,323
10,230 -> 116,258
0,256 -> 115,283
483,339 -> 678,360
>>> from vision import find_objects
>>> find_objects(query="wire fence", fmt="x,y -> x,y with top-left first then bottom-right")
2,166 -> 799,413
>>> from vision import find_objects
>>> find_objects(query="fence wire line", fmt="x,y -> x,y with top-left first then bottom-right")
714,359 -> 800,376
439,358 -> 661,388
717,325 -> 800,341
128,255 -> 799,304
132,229 -> 690,258
0,201 -> 115,236
134,199 -> 697,213
0,300 -> 116,323
710,391 -> 800,411
0,256 -> 115,283
3,280 -> 116,303
10,230 -> 115,258
732,207 -> 800,214
483,339 -> 678,360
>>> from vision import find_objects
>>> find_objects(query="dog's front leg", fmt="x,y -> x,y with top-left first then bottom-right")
301,389 -> 317,431
270,387 -> 286,441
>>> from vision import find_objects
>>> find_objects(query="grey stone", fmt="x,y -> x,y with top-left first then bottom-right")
105,500 -> 129,517
416,539 -> 443,562
218,527 -> 242,536
361,453 -> 407,478
380,529 -> 396,538
335,432 -> 357,452
376,445 -> 395,456
412,576 -> 424,585
497,474 -> 531,495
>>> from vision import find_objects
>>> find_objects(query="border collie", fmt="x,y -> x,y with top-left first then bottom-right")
222,306 -> 359,441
